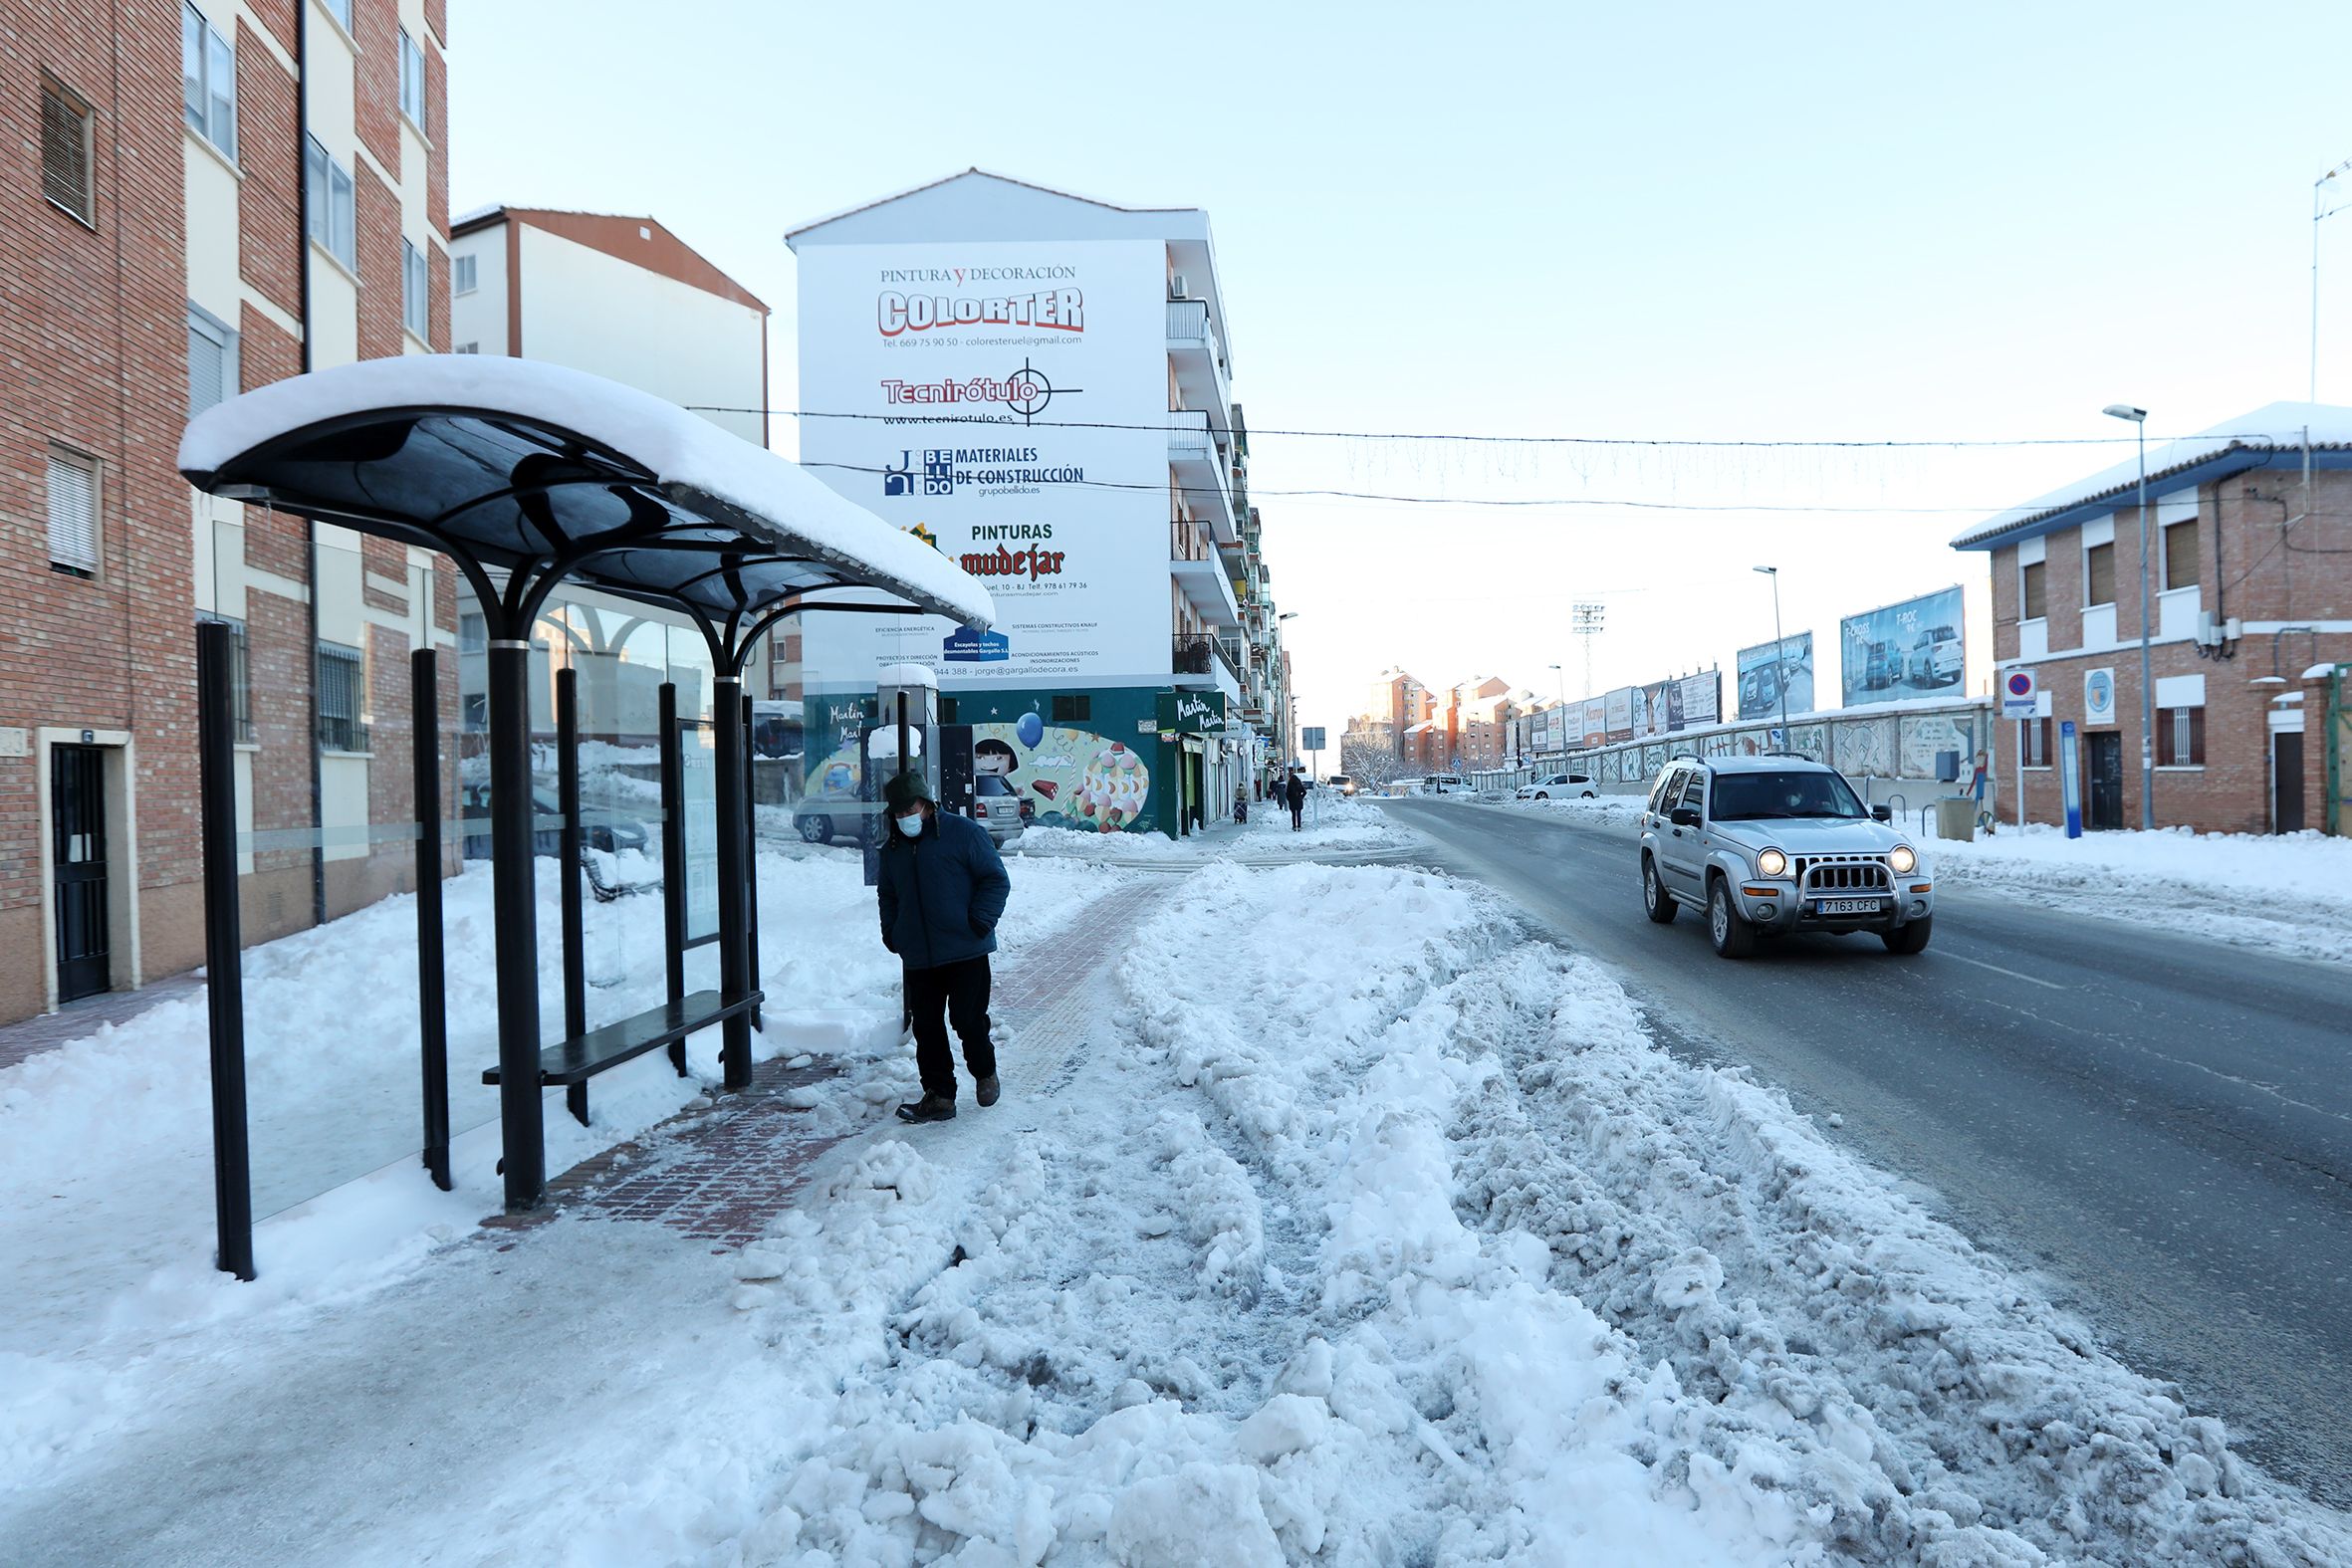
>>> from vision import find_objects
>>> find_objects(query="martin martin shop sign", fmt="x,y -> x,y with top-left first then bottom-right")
1156,690 -> 1226,735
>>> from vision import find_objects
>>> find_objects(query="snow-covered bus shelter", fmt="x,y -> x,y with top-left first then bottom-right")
180,356 -> 991,1272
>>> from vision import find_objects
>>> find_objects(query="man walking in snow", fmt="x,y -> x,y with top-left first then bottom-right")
876,771 -> 1010,1123
1285,768 -> 1307,831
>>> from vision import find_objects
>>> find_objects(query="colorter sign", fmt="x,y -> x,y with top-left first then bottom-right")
1839,586 -> 1965,709
795,239 -> 1173,688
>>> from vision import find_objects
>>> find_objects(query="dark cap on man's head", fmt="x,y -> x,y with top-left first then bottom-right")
883,771 -> 934,812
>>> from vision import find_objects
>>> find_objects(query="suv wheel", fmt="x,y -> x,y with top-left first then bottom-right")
1882,917 -> 1933,955
1642,856 -> 1677,924
1708,876 -> 1757,959
797,813 -> 832,845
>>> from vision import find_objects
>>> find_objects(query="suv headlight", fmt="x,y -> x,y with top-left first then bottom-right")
1756,847 -> 1787,878
1888,844 -> 1917,874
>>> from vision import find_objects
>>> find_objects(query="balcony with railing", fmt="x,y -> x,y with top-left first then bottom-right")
1171,631 -> 1244,695
1166,407 -> 1238,541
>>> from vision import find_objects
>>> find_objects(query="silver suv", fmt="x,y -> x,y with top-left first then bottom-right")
1638,755 -> 1934,958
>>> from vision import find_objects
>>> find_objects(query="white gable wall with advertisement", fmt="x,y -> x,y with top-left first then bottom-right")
794,239 -> 1171,686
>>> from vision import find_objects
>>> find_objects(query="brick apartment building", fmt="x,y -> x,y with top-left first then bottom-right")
1956,403 -> 2350,835
2,0 -> 451,1025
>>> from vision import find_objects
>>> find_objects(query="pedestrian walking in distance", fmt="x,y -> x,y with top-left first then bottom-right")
876,771 -> 1010,1123
1285,769 -> 1307,831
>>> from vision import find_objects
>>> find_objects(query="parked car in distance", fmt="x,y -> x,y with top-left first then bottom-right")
793,788 -> 877,846
1637,755 -> 1933,959
1422,775 -> 1467,794
1907,625 -> 1964,687
1516,773 -> 1596,800
968,773 -> 1024,843
1326,774 -> 1357,796
461,784 -> 649,859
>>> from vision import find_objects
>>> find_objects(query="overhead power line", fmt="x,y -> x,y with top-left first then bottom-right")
689,405 -> 2209,449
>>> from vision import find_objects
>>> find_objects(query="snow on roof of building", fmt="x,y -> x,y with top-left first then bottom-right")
179,354 -> 991,629
1953,401 -> 2352,551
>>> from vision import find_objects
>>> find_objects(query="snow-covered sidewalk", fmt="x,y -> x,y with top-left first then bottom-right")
1011,791 -> 1422,866
1929,824 -> 2352,967
10,853 -> 2348,1563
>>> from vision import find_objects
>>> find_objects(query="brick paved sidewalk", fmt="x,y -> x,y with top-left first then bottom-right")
498,879 -> 1169,1249
0,972 -> 205,1072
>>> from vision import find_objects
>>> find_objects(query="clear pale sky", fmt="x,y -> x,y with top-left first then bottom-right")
449,0 -> 2352,741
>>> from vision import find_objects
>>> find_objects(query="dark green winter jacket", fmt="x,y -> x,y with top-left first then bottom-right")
876,809 -> 1011,970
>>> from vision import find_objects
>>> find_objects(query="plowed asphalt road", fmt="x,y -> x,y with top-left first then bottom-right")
1383,795 -> 2352,1508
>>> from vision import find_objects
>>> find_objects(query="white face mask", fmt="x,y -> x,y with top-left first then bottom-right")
894,810 -> 924,837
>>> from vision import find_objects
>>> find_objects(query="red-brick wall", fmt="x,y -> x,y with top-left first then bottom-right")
236,19 -> 301,320
1986,470 -> 2352,834
353,0 -> 403,178
355,161 -> 403,358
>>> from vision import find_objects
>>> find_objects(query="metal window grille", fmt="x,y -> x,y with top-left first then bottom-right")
402,240 -> 429,338
197,615 -> 254,742
187,304 -> 239,416
181,3 -> 236,159
47,448 -> 100,576
317,642 -> 367,753
1051,695 -> 1090,723
42,77 -> 94,223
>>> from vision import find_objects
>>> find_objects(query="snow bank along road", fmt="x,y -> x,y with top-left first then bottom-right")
1385,794 -> 2352,1513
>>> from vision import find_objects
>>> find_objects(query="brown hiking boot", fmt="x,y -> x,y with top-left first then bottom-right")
976,1074 -> 1001,1108
894,1094 -> 957,1124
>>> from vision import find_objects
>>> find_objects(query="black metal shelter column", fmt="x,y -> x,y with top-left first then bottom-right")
198,621 -> 254,1280
412,648 -> 450,1192
487,634 -> 545,1210
713,671 -> 752,1090
556,667 -> 588,1127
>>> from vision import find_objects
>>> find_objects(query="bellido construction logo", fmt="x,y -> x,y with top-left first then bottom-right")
882,446 -> 1085,500
879,359 -> 1078,425
901,522 -> 939,551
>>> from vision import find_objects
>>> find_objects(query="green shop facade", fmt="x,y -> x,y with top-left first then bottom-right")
800,682 -> 1233,840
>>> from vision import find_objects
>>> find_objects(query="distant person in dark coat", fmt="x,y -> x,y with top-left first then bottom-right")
876,771 -> 1010,1123
1285,770 -> 1307,830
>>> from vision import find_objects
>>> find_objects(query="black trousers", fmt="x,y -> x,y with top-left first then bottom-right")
1289,800 -> 1303,828
906,956 -> 995,1100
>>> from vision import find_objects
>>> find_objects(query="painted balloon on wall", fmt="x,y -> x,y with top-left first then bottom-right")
1016,710 -> 1045,749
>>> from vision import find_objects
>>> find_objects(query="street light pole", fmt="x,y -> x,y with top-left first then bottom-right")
2104,404 -> 2155,829
1755,565 -> 1788,746
2315,159 -> 2352,402
1548,661 -> 1565,778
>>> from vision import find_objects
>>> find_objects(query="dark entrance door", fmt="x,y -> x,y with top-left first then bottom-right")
2275,732 -> 2306,832
2086,732 -> 2124,830
52,744 -> 110,1003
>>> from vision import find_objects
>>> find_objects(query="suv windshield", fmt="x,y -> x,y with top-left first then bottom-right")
1709,769 -> 1867,821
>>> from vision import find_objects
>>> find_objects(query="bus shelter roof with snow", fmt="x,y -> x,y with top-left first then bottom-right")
180,356 -> 991,1232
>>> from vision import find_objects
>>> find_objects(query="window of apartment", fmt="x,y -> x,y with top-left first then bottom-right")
457,610 -> 487,654
181,3 -> 236,160
1051,695 -> 1091,724
197,614 -> 254,742
2157,705 -> 2205,767
316,641 -> 367,752
2084,539 -> 2116,607
452,253 -> 477,295
397,29 -> 427,132
48,446 -> 101,577
320,0 -> 353,34
453,341 -> 479,354
304,136 -> 354,271
41,74 -> 96,225
187,303 -> 239,416
2163,517 -> 2200,591
2019,559 -> 2046,621
401,239 -> 429,340
2020,715 -> 2052,768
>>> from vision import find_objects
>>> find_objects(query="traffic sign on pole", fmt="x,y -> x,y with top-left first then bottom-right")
2001,668 -> 2037,719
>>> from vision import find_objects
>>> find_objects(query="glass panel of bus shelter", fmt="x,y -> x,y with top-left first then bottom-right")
758,608 -> 904,1062
231,535 -> 452,1225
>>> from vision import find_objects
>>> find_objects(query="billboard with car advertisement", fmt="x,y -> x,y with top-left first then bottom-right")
1736,632 -> 1814,720
1839,586 -> 1966,709
794,239 -> 1172,689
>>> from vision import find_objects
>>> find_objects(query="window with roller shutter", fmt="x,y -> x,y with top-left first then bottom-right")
48,448 -> 101,578
187,304 -> 239,415
42,76 -> 95,225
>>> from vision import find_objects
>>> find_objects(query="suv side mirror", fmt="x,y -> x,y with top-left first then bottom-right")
1669,805 -> 1702,827
1871,804 -> 1892,822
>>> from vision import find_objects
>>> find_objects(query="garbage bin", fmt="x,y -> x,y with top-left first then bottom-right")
1934,796 -> 1976,841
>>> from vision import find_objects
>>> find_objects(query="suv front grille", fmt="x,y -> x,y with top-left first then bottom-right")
1794,854 -> 1892,894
